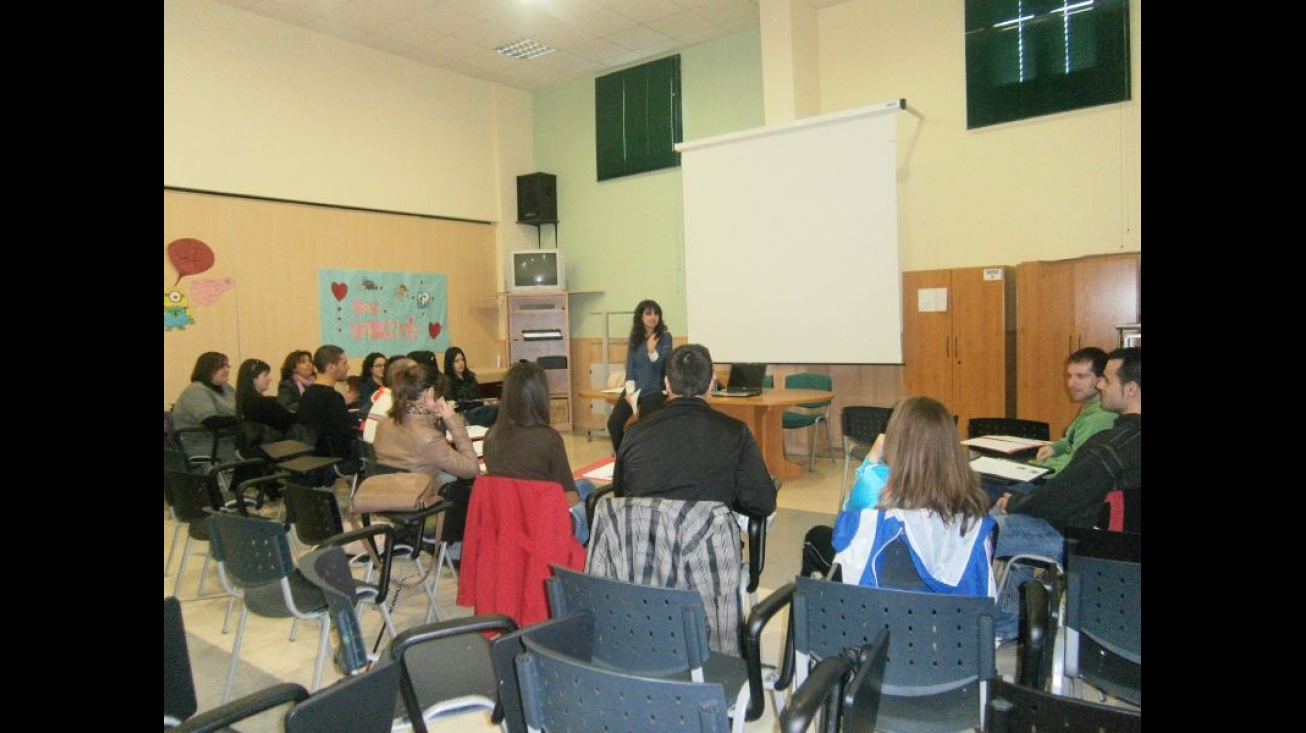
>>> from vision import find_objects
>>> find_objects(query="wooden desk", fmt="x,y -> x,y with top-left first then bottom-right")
579,388 -> 835,479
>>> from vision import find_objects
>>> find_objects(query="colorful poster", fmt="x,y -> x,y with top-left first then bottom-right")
318,268 -> 448,355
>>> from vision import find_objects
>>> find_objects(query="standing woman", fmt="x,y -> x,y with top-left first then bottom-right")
443,346 -> 499,427
483,361 -> 593,543
171,351 -> 238,462
607,299 -> 673,452
277,349 -> 315,412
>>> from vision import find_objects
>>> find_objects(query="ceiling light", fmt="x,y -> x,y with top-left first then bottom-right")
495,38 -> 557,60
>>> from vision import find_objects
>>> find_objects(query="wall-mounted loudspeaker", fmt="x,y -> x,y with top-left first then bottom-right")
517,172 -> 558,224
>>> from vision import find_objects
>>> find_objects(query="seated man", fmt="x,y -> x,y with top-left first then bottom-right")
992,347 -> 1141,639
612,343 -> 777,519
295,344 -> 361,475
981,346 -> 1117,506
605,343 -> 777,654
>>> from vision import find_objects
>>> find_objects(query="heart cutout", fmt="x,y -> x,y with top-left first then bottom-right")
331,282 -> 348,301
429,322 -> 442,339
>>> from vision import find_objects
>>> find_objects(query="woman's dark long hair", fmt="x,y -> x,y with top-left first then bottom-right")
234,358 -> 272,421
627,299 -> 668,350
443,346 -> 475,385
486,361 -> 551,448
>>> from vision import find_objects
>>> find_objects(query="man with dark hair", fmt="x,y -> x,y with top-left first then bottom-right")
990,347 -> 1140,642
612,343 -> 776,518
994,347 -> 1141,553
296,344 -> 360,474
981,346 -> 1116,505
1029,346 -> 1116,476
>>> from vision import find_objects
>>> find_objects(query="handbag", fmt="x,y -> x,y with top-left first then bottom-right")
351,472 -> 439,514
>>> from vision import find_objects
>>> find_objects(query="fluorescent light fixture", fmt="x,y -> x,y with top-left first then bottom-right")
495,38 -> 557,60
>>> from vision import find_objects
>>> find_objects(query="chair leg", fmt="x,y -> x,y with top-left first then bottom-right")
173,536 -> 194,598
223,605 -> 250,704
165,523 -> 184,577
823,418 -> 836,466
311,614 -> 331,692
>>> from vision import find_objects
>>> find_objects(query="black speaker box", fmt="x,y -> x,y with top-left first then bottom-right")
516,172 -> 558,224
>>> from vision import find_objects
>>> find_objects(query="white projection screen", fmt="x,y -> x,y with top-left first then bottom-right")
679,102 -> 902,364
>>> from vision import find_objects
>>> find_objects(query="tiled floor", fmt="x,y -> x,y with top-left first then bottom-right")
165,430 -> 1022,732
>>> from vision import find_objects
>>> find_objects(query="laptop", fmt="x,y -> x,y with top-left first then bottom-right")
712,363 -> 766,397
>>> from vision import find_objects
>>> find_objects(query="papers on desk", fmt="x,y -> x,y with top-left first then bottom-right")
582,460 -> 616,482
970,456 -> 1050,483
961,435 -> 1052,454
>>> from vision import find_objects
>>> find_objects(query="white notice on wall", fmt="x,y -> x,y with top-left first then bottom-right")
917,287 -> 948,313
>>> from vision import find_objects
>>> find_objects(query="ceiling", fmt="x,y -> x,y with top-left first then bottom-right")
211,0 -> 850,93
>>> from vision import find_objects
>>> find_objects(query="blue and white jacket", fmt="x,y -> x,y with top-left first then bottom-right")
832,508 -> 996,598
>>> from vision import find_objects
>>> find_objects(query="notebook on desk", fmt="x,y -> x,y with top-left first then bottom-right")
970,456 -> 1050,484
711,363 -> 766,397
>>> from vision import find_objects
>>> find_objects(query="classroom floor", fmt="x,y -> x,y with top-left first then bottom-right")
165,429 -> 1022,732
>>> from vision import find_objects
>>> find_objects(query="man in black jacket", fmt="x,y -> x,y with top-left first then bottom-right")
612,343 -> 776,520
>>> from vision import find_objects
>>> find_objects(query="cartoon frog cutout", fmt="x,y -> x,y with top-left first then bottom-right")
165,289 -> 196,331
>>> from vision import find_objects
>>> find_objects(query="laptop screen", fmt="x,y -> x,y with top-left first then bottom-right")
727,363 -> 767,390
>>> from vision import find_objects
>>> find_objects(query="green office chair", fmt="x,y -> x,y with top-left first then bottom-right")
779,373 -> 836,472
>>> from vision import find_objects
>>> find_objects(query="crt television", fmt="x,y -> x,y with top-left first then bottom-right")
507,249 -> 565,292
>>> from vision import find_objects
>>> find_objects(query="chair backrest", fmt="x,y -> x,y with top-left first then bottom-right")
489,611 -> 596,733
1063,529 -> 1141,705
840,406 -> 893,446
283,662 -> 402,733
207,512 -> 298,589
784,372 -> 833,408
984,679 -> 1141,733
297,545 -> 371,677
966,417 -> 1050,441
791,575 -> 997,733
284,484 -> 347,547
546,564 -> 712,677
516,635 -> 732,733
165,468 -> 224,527
164,596 -> 198,726
585,496 -> 742,656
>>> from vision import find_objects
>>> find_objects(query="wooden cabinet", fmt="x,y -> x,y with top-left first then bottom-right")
1016,253 -> 1141,434
902,266 -> 1016,437
506,292 -> 572,431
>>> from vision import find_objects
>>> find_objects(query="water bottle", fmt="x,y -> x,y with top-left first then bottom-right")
846,459 -> 889,511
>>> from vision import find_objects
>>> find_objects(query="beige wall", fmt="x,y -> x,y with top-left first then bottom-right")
816,0 -> 1142,270
163,190 -> 499,407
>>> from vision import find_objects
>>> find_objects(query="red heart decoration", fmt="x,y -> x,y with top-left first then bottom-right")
331,282 -> 348,301
428,322 -> 442,339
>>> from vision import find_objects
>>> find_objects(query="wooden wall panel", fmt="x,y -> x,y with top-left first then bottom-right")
164,189 -> 497,408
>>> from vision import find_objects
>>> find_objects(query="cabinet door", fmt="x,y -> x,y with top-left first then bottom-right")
1074,254 -> 1140,352
902,269 -> 954,405
951,266 -> 1013,432
1017,260 -> 1078,434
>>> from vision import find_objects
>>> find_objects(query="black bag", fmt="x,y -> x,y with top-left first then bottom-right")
438,477 -> 476,544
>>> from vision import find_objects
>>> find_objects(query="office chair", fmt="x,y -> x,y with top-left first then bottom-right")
546,564 -> 789,733
516,634 -> 733,733
780,372 -> 836,472
1063,528 -> 1141,706
778,631 -> 890,733
835,406 -> 893,513
786,575 -> 998,733
165,595 -> 310,732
